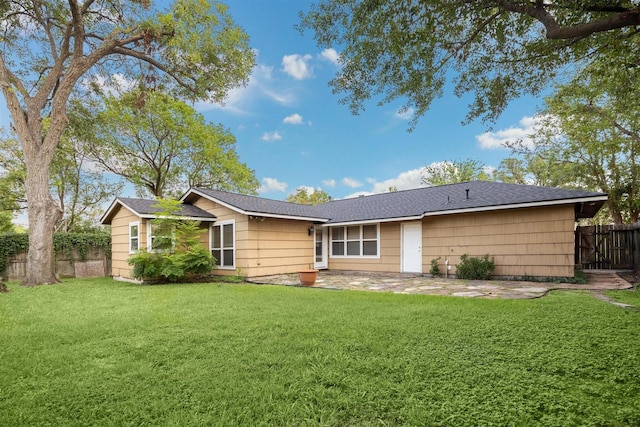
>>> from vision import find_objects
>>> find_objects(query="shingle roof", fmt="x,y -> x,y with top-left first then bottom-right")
320,181 -> 606,223
186,181 -> 607,224
100,197 -> 216,224
188,188 -> 330,220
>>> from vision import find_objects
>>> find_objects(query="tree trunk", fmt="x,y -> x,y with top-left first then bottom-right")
22,150 -> 62,286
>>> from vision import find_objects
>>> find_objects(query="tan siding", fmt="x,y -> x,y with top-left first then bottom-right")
110,207 -> 145,279
328,222 -> 402,273
192,197 -> 315,277
423,205 -> 576,277
112,195 -> 577,279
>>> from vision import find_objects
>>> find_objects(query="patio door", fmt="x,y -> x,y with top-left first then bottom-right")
314,227 -> 328,269
402,222 -> 422,273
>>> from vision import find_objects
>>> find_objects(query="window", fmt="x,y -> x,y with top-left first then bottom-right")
210,221 -> 235,268
129,222 -> 139,253
330,224 -> 379,258
147,222 -> 174,252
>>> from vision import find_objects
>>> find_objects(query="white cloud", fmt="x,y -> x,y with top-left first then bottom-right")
261,131 -> 282,141
283,113 -> 304,125
476,115 -> 554,150
395,107 -> 415,121
259,177 -> 287,193
319,48 -> 340,65
342,177 -> 363,188
195,60 -> 296,114
369,168 -> 425,193
322,179 -> 336,188
282,54 -> 313,80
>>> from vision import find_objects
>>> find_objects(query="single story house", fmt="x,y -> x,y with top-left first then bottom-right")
100,181 -> 607,280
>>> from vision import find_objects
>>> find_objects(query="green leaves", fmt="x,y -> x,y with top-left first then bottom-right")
300,1 -> 640,126
128,198 -> 215,282
422,159 -> 489,186
286,188 -> 332,205
86,89 -> 258,198
530,52 -> 640,223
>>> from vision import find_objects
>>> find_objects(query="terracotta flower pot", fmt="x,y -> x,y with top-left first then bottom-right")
298,269 -> 319,287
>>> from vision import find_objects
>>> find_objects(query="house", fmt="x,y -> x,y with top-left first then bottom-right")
101,181 -> 607,280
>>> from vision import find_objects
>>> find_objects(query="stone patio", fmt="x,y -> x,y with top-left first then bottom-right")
247,270 -> 634,300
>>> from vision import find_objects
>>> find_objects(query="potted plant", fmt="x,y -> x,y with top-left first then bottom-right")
298,269 -> 319,287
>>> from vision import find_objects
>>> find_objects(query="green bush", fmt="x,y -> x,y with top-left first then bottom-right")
128,248 -> 215,283
430,257 -> 441,277
456,254 -> 495,280
128,251 -> 164,280
127,199 -> 215,283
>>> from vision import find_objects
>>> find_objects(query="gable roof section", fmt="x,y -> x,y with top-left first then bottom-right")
320,181 -> 607,224
100,197 -> 217,225
182,181 -> 606,225
183,187 -> 330,222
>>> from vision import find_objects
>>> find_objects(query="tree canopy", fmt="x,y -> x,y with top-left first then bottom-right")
286,188 -> 332,205
299,1 -> 640,128
422,159 -> 490,186
523,54 -> 640,224
81,89 -> 259,199
0,0 -> 255,285
0,129 -> 121,232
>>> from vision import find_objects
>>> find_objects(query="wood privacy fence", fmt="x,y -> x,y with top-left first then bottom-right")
6,246 -> 111,281
575,223 -> 640,270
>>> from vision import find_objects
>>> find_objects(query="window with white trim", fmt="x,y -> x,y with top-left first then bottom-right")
147,222 -> 175,252
129,222 -> 139,253
210,221 -> 235,268
330,224 -> 379,257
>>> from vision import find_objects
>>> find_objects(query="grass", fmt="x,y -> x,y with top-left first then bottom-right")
1,278 -> 639,426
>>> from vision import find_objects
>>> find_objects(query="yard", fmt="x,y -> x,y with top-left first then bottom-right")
1,278 -> 639,426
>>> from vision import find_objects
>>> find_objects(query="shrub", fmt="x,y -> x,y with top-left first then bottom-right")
430,257 -> 441,277
456,254 -> 495,280
128,251 -> 164,280
127,199 -> 215,283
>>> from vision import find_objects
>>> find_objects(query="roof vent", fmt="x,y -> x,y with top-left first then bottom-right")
465,189 -> 470,200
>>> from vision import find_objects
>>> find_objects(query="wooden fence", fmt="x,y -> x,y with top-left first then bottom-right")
575,223 -> 640,270
6,246 -> 111,281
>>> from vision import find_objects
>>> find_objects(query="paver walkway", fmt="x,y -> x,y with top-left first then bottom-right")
247,270 -> 634,300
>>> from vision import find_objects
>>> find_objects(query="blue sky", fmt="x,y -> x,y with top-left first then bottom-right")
0,0 -> 545,203
205,0 -> 544,200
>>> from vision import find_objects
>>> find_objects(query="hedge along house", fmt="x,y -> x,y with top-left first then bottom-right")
100,198 -> 216,278
102,181 -> 607,280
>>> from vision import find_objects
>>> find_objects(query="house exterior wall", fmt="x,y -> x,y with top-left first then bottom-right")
192,197 -> 315,277
327,222 -> 402,272
110,207 -> 148,279
422,205 -> 576,278
110,206 -> 215,280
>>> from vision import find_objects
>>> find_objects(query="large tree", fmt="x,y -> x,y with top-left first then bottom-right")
286,187 -> 332,205
299,1 -> 640,128
82,89 -> 259,199
0,0 -> 255,285
0,130 -> 121,232
422,159 -> 490,186
525,58 -> 640,224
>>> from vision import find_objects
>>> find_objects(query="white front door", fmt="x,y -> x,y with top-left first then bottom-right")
314,227 -> 328,269
402,222 -> 422,273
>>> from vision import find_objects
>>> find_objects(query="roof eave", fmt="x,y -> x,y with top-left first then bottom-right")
184,188 -> 329,223
323,216 -> 424,227
139,214 -> 217,222
421,195 -> 609,218
100,198 -> 140,225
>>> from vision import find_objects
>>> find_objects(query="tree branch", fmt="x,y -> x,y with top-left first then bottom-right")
496,1 -> 640,40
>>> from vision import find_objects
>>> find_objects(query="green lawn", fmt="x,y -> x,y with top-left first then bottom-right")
1,278 -> 639,426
